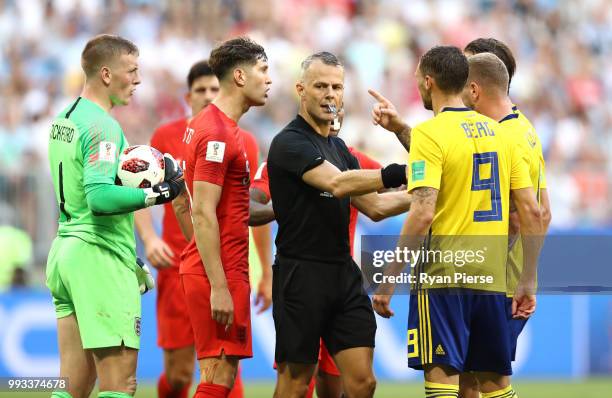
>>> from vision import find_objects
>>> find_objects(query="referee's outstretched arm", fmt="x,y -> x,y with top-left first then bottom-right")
305,159 -> 407,199
303,161 -> 411,221
330,163 -> 407,197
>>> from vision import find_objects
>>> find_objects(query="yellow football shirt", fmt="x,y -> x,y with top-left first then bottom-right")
511,106 -> 547,192
407,107 -> 532,292
506,107 -> 547,295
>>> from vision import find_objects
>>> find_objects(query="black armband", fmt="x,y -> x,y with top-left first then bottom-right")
381,163 -> 407,188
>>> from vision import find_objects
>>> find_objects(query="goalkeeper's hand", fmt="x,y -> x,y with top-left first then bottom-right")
144,153 -> 185,206
135,257 -> 155,295
163,153 -> 183,181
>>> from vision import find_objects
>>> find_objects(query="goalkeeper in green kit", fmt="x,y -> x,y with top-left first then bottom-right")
46,34 -> 184,398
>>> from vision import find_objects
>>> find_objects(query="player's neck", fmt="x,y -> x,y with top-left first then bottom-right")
480,96 -> 514,122
213,91 -> 249,123
298,108 -> 331,138
432,93 -> 465,116
81,84 -> 113,113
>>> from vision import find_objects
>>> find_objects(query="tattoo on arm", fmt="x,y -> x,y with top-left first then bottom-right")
396,126 -> 411,152
412,187 -> 437,208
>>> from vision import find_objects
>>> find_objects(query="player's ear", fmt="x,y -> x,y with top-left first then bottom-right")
470,82 -> 479,100
424,75 -> 433,90
100,65 -> 112,86
184,92 -> 192,107
234,68 -> 246,87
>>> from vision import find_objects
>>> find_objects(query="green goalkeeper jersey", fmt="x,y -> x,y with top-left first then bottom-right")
48,97 -> 138,264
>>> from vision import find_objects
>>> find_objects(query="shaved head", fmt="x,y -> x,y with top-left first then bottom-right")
296,51 -> 344,129
466,53 -> 509,96
300,52 -> 343,81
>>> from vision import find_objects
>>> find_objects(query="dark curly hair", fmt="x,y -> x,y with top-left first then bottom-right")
209,37 -> 267,81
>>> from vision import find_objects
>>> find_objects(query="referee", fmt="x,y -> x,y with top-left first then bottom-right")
268,52 -> 411,398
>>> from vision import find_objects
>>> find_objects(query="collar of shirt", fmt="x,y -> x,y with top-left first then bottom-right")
293,114 -> 332,143
440,106 -> 471,113
499,113 -> 519,123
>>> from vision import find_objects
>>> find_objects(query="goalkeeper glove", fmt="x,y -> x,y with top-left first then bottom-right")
144,153 -> 185,206
135,257 -> 155,295
163,152 -> 183,181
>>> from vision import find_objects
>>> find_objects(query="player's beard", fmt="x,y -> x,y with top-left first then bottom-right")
422,95 -> 433,111
418,85 -> 433,110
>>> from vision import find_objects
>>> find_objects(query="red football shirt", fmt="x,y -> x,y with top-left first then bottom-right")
251,160 -> 270,201
251,147 -> 381,257
150,118 -> 189,267
180,104 -> 256,281
347,147 -> 381,256
240,127 -> 260,181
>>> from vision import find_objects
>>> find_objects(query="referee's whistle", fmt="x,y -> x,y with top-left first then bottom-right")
327,104 -> 337,117
327,104 -> 341,131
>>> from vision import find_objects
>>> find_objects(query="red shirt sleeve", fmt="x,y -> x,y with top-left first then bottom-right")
240,128 -> 259,180
349,147 -> 382,170
252,160 -> 270,202
150,126 -> 166,154
193,128 -> 234,186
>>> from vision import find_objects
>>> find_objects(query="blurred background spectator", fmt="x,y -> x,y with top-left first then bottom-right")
1,0 -> 610,282
0,224 -> 32,290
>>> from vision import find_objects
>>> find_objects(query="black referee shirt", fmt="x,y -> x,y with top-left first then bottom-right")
268,114 -> 360,264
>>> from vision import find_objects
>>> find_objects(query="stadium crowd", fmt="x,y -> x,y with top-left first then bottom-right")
0,0 -> 610,271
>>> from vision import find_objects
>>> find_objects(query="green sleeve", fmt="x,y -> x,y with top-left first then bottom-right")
85,183 -> 146,215
81,116 -> 124,186
80,116 -> 146,215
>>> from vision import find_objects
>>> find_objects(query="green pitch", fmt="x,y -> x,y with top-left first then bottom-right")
10,378 -> 612,397
239,379 -> 610,397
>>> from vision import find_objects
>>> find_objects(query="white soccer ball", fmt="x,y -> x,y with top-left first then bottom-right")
117,145 -> 165,188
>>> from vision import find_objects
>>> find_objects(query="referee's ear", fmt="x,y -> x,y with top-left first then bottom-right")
295,80 -> 305,98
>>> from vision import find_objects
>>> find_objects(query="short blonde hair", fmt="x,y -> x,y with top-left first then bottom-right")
81,34 -> 138,78
466,53 -> 509,95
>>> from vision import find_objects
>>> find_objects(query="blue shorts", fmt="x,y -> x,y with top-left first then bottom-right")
407,289 -> 513,375
507,297 -> 528,361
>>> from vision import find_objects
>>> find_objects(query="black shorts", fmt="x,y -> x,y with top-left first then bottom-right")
272,255 -> 376,364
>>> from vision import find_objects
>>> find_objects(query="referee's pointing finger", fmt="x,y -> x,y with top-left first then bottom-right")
368,88 -> 390,106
